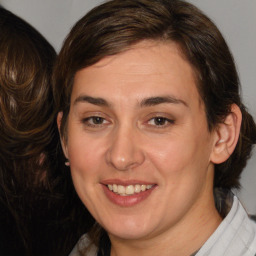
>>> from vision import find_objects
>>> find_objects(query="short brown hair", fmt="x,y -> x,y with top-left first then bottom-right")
54,0 -> 256,189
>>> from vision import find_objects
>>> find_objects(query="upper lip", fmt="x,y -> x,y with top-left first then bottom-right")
101,179 -> 156,186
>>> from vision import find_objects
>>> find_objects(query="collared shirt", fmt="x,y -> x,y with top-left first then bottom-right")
70,191 -> 256,256
196,192 -> 256,256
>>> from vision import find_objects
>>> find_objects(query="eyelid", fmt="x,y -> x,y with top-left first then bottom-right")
145,112 -> 175,121
148,117 -> 174,125
143,113 -> 175,128
82,116 -> 108,123
80,111 -> 109,120
80,112 -> 112,128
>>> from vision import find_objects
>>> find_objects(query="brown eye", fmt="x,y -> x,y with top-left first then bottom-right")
82,116 -> 109,127
153,117 -> 167,126
146,116 -> 175,129
148,117 -> 173,126
91,116 -> 104,124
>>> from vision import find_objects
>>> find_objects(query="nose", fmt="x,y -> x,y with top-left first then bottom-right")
106,126 -> 145,171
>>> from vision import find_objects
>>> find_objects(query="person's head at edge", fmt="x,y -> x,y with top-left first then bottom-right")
0,6 -> 56,189
0,5 -> 58,253
53,0 -> 256,254
0,7 -> 92,255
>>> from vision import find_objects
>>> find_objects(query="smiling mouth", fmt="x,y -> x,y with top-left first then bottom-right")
106,184 -> 154,196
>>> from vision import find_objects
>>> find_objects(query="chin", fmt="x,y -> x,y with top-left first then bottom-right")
103,217 -> 154,240
108,229 -> 150,240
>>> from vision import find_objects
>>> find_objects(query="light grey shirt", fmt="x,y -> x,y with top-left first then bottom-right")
70,194 -> 256,256
196,194 -> 256,255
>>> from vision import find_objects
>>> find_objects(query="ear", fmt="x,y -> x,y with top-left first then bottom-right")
57,111 -> 69,159
210,104 -> 242,164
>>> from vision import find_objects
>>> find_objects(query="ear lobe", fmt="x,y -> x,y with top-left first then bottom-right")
210,104 -> 242,164
57,111 -> 69,159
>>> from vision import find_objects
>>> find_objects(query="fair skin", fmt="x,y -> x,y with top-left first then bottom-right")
58,41 -> 241,256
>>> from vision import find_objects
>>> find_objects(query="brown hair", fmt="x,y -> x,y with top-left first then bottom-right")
54,0 -> 256,190
0,5 -> 57,253
0,7 -> 92,255
53,0 -> 256,252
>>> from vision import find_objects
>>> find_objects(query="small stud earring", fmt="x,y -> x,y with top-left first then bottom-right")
65,160 -> 70,166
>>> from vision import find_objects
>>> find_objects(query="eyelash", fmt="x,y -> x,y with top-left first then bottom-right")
81,115 -> 174,129
146,116 -> 175,128
81,116 -> 110,127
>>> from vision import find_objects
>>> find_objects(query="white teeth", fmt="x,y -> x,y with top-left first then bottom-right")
141,185 -> 146,191
117,185 -> 125,194
126,185 -> 134,195
134,184 -> 141,193
113,184 -> 118,193
107,184 -> 153,196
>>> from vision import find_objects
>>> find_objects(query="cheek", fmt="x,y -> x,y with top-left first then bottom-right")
67,130 -> 112,196
147,137 -> 193,169
146,131 -> 212,179
68,141 -> 101,174
67,119 -> 104,165
67,134 -> 104,208
67,130 -> 100,179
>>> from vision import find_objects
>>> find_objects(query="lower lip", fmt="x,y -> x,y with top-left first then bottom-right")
102,185 -> 156,207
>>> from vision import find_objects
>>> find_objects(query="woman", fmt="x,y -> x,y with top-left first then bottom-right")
54,0 -> 256,255
0,7 -> 92,255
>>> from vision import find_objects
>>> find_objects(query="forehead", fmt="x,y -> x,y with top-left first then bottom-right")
72,41 -> 201,108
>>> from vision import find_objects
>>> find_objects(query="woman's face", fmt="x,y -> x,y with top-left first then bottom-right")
60,41 -> 218,242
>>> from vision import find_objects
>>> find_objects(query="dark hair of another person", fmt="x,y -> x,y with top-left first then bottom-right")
0,7 -> 93,255
54,0 -> 256,193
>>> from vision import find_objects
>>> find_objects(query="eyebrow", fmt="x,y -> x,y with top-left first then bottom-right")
140,96 -> 188,107
73,95 -> 188,108
74,95 -> 110,107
